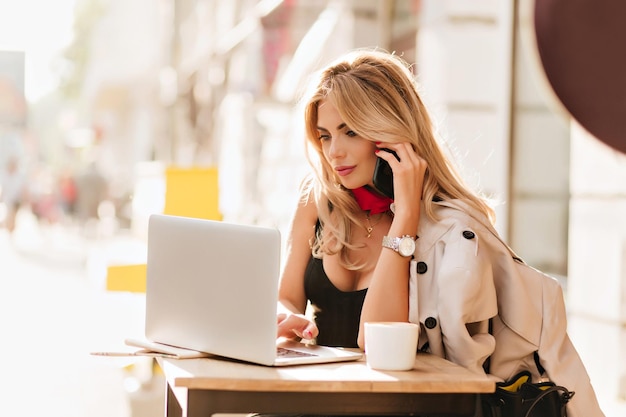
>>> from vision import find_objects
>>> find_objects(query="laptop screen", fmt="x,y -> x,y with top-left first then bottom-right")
145,214 -> 282,365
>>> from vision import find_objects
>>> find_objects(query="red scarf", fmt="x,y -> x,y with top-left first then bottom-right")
351,187 -> 393,214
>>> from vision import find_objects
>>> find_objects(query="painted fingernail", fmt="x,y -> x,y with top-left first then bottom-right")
303,330 -> 313,339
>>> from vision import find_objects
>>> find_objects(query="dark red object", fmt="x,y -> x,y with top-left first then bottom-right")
534,0 -> 626,153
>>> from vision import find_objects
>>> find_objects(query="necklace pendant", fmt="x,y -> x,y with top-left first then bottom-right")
367,226 -> 373,238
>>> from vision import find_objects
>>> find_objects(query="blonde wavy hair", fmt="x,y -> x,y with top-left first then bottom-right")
300,49 -> 494,269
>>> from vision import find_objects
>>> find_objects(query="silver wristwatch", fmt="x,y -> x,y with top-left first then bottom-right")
382,235 -> 416,257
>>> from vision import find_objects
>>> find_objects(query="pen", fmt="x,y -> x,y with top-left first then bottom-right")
90,351 -> 178,358
90,351 -> 140,357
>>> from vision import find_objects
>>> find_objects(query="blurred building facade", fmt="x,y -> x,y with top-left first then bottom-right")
68,0 -> 624,409
0,50 -> 27,170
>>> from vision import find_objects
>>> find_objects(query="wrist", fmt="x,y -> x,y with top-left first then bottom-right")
382,235 -> 416,257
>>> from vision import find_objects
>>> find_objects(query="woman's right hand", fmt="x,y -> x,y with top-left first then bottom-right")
375,141 -> 427,221
277,313 -> 318,342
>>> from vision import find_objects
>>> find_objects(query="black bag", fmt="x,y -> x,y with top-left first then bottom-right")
481,370 -> 575,417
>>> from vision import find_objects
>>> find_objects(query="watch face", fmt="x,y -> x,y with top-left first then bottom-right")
398,237 -> 415,257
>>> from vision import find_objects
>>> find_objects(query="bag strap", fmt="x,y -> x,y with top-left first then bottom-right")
533,351 -> 546,376
524,385 -> 574,417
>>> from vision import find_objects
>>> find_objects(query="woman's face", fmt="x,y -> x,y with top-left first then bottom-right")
316,99 -> 378,190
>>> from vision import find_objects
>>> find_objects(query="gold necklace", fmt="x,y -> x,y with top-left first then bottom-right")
364,212 -> 385,238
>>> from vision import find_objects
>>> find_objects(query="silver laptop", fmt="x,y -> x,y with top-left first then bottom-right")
143,214 -> 362,366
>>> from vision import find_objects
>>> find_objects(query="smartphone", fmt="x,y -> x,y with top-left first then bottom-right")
372,148 -> 399,199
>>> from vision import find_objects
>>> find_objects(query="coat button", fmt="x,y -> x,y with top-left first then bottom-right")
416,261 -> 428,274
425,317 -> 437,329
462,230 -> 475,239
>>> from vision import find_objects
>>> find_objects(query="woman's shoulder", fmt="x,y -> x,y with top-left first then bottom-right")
419,199 -> 493,243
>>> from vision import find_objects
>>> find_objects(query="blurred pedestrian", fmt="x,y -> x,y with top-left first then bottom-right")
58,170 -> 77,219
0,156 -> 27,235
74,161 -> 108,227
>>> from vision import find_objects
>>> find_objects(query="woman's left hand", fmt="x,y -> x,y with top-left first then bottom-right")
276,312 -> 318,342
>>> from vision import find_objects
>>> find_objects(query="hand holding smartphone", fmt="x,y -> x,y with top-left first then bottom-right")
372,148 -> 399,199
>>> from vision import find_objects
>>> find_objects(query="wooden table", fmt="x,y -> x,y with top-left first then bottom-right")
158,352 -> 494,416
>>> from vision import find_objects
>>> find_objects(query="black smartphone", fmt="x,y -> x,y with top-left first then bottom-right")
372,148 -> 399,199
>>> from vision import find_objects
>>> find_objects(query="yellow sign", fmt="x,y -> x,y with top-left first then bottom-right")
106,264 -> 147,293
106,166 -> 222,293
163,167 -> 222,220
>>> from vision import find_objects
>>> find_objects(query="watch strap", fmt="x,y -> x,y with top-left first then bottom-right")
382,235 -> 416,257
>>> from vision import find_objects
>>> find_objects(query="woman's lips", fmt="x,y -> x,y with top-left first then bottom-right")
335,166 -> 355,177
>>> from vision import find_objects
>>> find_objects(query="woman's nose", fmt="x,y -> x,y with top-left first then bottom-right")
328,136 -> 345,159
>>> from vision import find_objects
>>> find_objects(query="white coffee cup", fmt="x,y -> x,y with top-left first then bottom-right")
364,322 -> 419,371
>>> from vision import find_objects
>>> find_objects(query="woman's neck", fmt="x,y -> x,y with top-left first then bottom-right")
351,186 -> 392,215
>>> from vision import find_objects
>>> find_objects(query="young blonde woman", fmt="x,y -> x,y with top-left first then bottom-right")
274,49 -> 603,417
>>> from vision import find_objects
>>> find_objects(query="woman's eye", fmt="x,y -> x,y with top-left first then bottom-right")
318,133 -> 330,141
346,130 -> 357,137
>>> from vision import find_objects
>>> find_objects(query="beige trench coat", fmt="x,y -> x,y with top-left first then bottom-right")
407,200 -> 605,417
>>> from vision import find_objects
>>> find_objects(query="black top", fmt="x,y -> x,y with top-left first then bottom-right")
304,256 -> 367,348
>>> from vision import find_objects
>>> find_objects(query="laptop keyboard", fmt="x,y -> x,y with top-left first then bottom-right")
276,346 -> 318,358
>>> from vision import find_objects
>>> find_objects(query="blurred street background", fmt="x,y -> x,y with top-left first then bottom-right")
0,209 -> 157,417
1,0 -> 625,416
